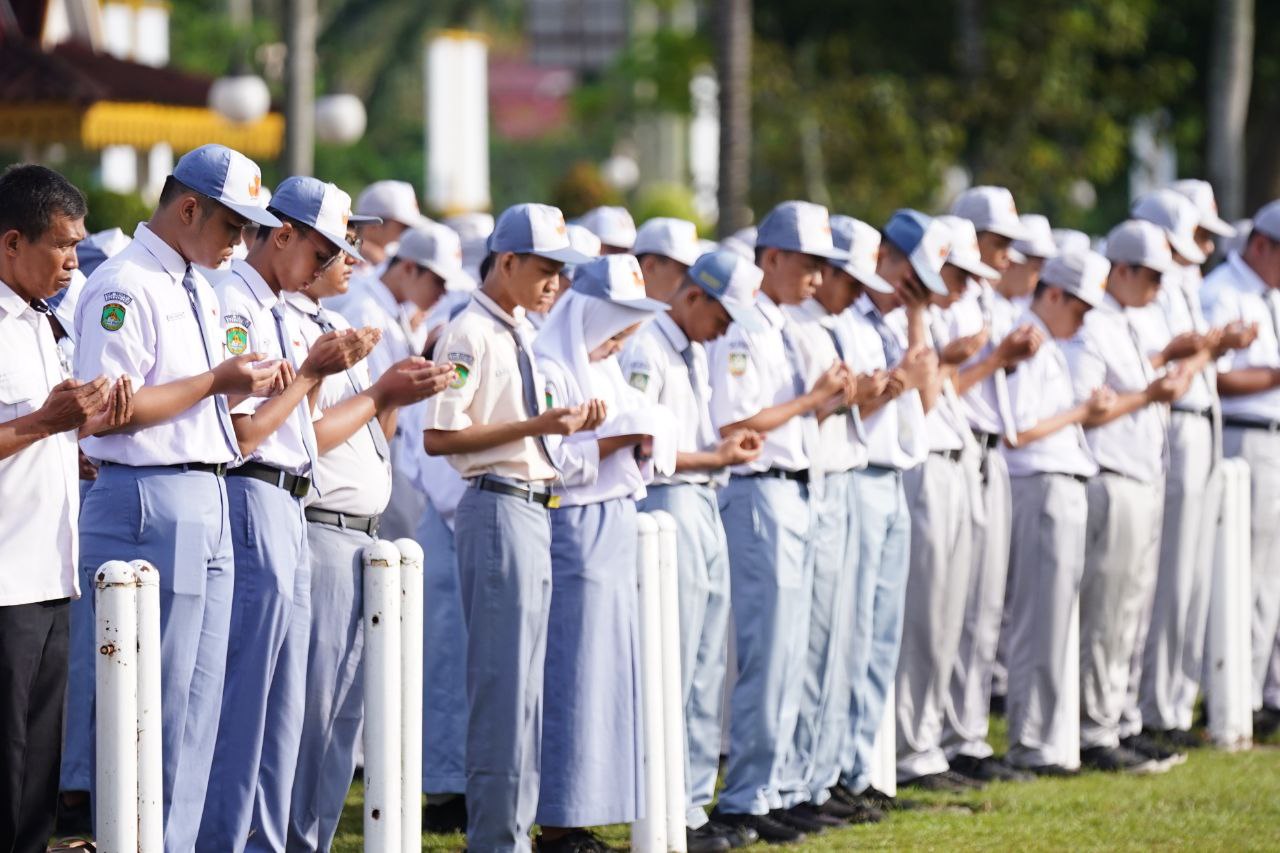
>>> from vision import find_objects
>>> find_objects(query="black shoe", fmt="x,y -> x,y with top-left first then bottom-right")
1026,763 -> 1080,778
901,769 -> 985,792
817,793 -> 858,819
822,790 -> 884,824
1080,745 -> 1163,775
949,754 -> 1034,783
1253,706 -> 1280,738
853,784 -> 920,811
55,792 -> 93,836
535,829 -> 613,853
686,824 -> 732,853
1146,726 -> 1203,750
704,820 -> 759,848
709,808 -> 804,844
423,794 -> 468,833
778,802 -> 843,830
1121,733 -> 1185,767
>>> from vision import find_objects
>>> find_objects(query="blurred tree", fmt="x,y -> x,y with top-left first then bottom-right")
550,161 -> 622,218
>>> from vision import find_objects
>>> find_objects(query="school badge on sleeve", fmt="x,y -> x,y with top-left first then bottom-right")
100,303 -> 126,331
628,371 -> 650,392
728,351 -> 749,377
450,364 -> 470,389
225,326 -> 249,355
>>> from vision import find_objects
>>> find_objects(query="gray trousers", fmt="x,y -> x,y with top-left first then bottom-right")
897,453 -> 972,781
1222,426 -> 1280,709
943,447 -> 1011,760
1139,412 -> 1217,731
1079,473 -> 1162,749
1005,474 -> 1088,768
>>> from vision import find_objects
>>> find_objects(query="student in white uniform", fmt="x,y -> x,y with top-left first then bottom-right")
285,222 -> 454,850
531,224 -> 601,331
781,214 -> 890,825
74,144 -> 283,851
1200,200 -> 1280,733
199,177 -> 377,851
1002,250 -> 1113,775
834,211 -> 938,812
706,201 -> 849,842
633,216 -> 703,301
621,249 -> 765,852
422,203 -> 596,852
1063,219 -> 1193,774
351,179 -> 432,267
576,205 -> 637,254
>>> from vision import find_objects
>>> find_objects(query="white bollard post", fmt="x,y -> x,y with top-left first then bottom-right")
1056,595 -> 1082,769
363,540 -> 403,852
867,683 -> 897,798
632,513 -> 667,853
1232,461 -> 1254,744
394,538 -> 425,852
95,560 -> 139,853
650,511 -> 688,853
1207,459 -> 1253,749
132,560 -> 164,851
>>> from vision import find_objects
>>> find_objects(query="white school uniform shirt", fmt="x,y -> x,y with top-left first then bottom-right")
946,279 -> 1019,437
213,261 -> 315,477
707,292 -> 811,475
886,305 -> 967,452
423,290 -> 557,484
1003,310 -> 1098,479
620,313 -> 718,486
75,223 -> 235,466
1201,252 -> 1280,422
1062,292 -> 1165,483
336,264 -> 415,382
0,281 -> 80,604
784,299 -> 865,473
283,291 -> 393,516
1129,264 -> 1215,412
844,295 -> 928,470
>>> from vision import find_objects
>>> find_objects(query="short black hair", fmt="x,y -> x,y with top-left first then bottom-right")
478,251 -> 496,281
255,208 -> 312,242
0,164 -> 87,241
158,175 -> 219,216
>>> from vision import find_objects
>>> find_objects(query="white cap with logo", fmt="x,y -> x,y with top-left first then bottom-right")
950,185 -> 1030,241
1104,219 -> 1175,276
576,206 -> 637,251
633,217 -> 702,267
1131,188 -> 1207,264
396,222 -> 471,290
828,215 -> 893,294
355,180 -> 431,229
936,214 -> 1000,281
1169,179 -> 1237,237
1040,249 -> 1111,309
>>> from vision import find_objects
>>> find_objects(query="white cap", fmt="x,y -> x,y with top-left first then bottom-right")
1131,188 -> 1207,264
566,224 -> 602,258
443,212 -> 495,280
936,214 -> 1000,281
1052,228 -> 1092,257
720,226 -> 757,261
755,200 -> 848,261
1169,179 -> 1236,237
950,186 -> 1030,240
395,222 -> 470,290
576,206 -> 637,250
1221,219 -> 1252,257
355,180 -> 431,228
633,217 -> 702,266
1010,214 -> 1058,262
829,215 -> 893,294
1252,200 -> 1280,243
1104,219 -> 1175,275
1040,249 -> 1112,309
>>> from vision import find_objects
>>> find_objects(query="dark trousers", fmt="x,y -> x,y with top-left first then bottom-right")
0,598 -> 69,853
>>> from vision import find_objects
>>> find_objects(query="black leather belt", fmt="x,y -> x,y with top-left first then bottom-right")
1172,406 -> 1213,419
931,448 -> 963,462
100,460 -> 227,476
472,475 -> 559,508
974,431 -> 1001,450
305,507 -> 379,535
1223,416 -> 1280,433
227,461 -> 311,498
737,467 -> 810,484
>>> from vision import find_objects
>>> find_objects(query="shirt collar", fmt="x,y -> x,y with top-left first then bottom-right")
0,278 -> 31,320
755,291 -> 784,329
1228,251 -> 1270,295
655,312 -> 690,353
797,297 -> 834,325
132,222 -> 187,282
473,289 -> 525,329
285,289 -> 320,316
368,262 -> 401,314
231,259 -> 279,309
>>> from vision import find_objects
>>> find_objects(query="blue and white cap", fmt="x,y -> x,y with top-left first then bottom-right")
829,215 -> 893,294
489,203 -> 593,265
883,209 -> 952,296
936,215 -> 1000,281
270,176 -> 369,261
570,254 -> 670,312
1132,188 -> 1207,264
397,222 -> 469,289
172,144 -> 281,228
755,201 -> 848,262
576,206 -> 637,251
688,249 -> 764,332
633,217 -> 701,266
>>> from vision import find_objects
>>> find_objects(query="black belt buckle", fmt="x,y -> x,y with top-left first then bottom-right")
290,475 -> 311,500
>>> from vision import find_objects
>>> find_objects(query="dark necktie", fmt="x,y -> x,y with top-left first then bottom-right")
314,307 -> 390,460
182,266 -> 240,462
822,322 -> 868,443
866,305 -> 904,366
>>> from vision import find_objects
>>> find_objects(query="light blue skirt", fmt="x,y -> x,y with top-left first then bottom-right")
536,498 -> 645,827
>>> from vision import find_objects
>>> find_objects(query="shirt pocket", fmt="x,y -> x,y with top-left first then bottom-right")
0,370 -> 39,422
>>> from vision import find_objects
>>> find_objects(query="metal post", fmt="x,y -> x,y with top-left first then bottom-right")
631,513 -> 667,852
95,561 -> 139,852
651,512 -> 688,852
284,0 -> 316,175
1207,458 -> 1254,749
363,540 -> 403,851
133,560 -> 164,851
395,538 -> 425,851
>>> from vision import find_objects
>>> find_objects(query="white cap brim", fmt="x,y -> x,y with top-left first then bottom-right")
1201,214 -> 1237,238
1167,230 -> 1207,265
316,225 -> 366,263
949,256 -> 1000,281
224,199 -> 281,228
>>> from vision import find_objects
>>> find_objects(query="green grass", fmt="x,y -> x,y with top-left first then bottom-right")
333,721 -> 1280,851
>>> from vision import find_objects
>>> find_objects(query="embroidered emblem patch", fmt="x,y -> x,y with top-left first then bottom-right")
628,371 -> 650,392
450,364 -> 470,389
728,351 -> 748,377
545,390 -> 555,409
225,325 -> 249,355
100,303 -> 126,331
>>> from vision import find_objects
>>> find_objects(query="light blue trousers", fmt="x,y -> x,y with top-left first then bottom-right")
455,486 -> 552,853
418,502 -> 468,795
197,477 -> 309,853
59,479 -> 95,795
638,483 -> 731,829
287,520 -> 372,852
716,476 -> 814,816
840,466 -> 910,793
78,465 -> 234,853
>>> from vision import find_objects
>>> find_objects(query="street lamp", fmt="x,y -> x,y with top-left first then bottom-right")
208,73 -> 272,124
315,94 -> 367,145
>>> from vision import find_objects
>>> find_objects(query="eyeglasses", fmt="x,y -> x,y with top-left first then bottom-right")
306,231 -> 342,272
347,236 -> 364,252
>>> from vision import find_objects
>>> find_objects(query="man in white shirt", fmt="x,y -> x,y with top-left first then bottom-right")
1064,220 -> 1193,774
75,145 -> 283,849
351,179 -> 432,267
632,216 -> 703,302
199,176 -> 378,851
0,165 -> 130,850
1003,250 -> 1113,774
621,249 -> 764,850
576,205 -> 637,254
1201,200 -> 1280,733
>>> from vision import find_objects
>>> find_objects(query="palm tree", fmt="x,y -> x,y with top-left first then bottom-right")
716,0 -> 751,237
1206,0 -> 1253,219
